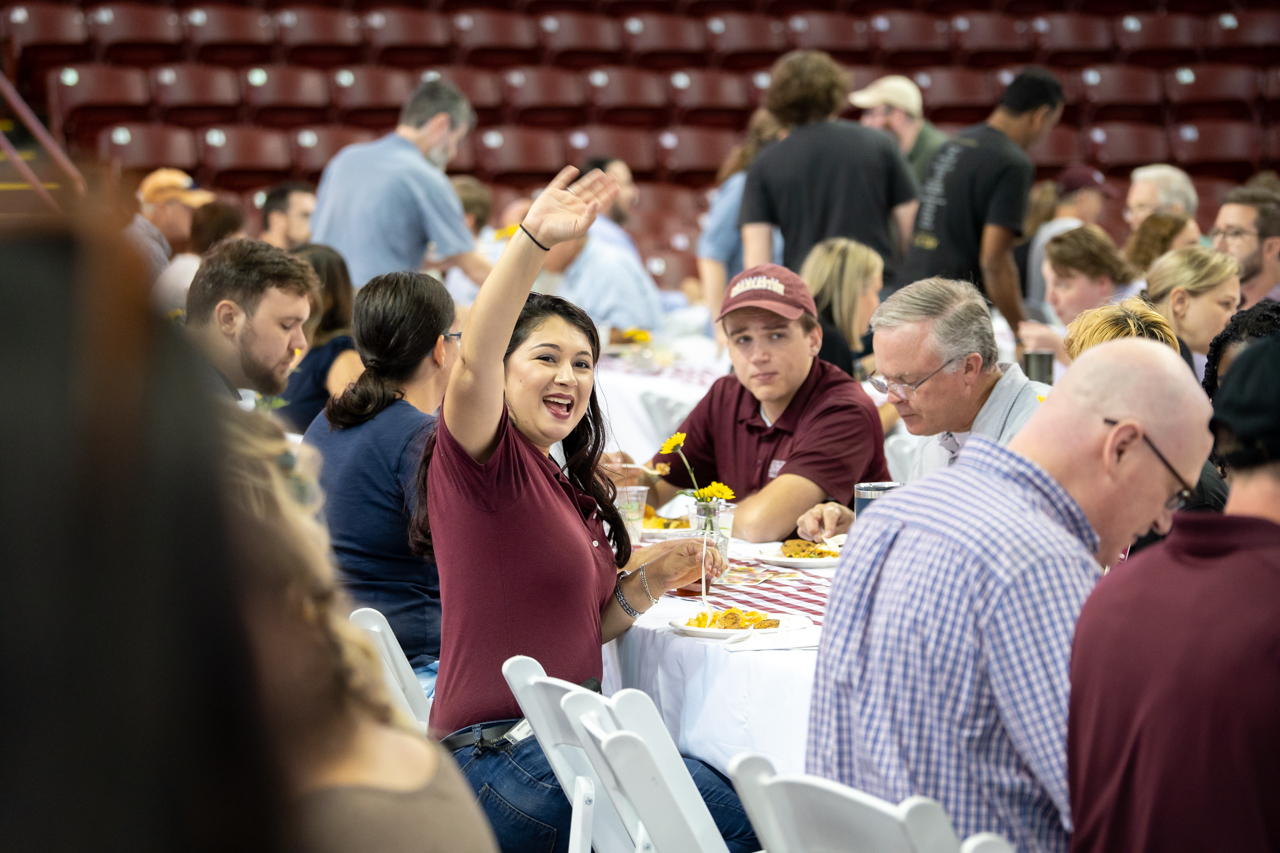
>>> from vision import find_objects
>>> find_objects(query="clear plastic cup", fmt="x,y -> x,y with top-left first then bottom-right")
616,485 -> 650,544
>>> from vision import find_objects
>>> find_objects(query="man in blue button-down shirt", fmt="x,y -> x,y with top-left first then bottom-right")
808,338 -> 1212,852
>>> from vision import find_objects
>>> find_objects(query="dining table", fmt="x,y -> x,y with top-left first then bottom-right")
603,546 -> 836,777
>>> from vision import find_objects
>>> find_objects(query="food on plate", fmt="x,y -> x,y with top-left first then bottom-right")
643,504 -> 690,529
781,539 -> 840,559
685,607 -> 779,630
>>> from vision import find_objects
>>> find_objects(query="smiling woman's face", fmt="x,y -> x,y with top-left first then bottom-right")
504,315 -> 596,453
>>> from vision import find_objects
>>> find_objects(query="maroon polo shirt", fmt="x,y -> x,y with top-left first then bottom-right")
426,407 -> 617,738
1068,512 -> 1280,853
652,357 -> 888,506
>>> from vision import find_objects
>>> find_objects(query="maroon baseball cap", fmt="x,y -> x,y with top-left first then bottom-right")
717,264 -> 818,322
1057,164 -> 1117,198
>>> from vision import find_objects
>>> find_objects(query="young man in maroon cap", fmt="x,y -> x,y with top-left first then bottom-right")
645,264 -> 889,542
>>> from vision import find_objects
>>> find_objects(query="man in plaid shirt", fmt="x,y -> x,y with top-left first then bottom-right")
807,339 -> 1212,852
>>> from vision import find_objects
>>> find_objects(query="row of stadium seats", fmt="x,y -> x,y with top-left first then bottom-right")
43,60 -> 1280,152
7,5 -> 1279,96
96,117 -> 1280,191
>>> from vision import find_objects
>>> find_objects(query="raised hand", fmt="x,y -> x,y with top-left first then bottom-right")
522,166 -> 620,249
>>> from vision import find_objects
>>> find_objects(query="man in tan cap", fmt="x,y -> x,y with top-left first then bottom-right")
851,75 -> 949,185
123,168 -> 215,284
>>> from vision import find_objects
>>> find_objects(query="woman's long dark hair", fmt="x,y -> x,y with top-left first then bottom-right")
324,272 -> 455,430
292,243 -> 354,343
410,293 -> 631,568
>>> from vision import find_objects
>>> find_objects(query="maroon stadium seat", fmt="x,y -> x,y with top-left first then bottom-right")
1190,175 -> 1236,235
563,125 -> 660,178
86,3 -> 183,66
275,8 -> 365,68
585,65 -> 667,128
631,209 -> 698,251
1032,13 -> 1113,67
435,0 -> 521,9
1086,122 -> 1169,173
420,66 -> 503,125
473,125 -> 563,184
291,124 -> 376,180
1204,11 -> 1280,67
330,65 -> 415,128
149,63 -> 240,128
519,0 -> 594,12
950,13 -> 1035,69
1163,64 -> 1260,123
240,65 -> 330,129
912,67 -> 997,125
758,0 -> 841,13
362,8 -> 451,68
677,0 -> 738,15
536,11 -> 623,68
450,10 -> 538,68
98,122 -> 198,172
1265,127 -> 1280,167
633,180 -> 704,218
641,248 -> 697,291
46,63 -> 150,152
447,133 -> 476,174
1168,120 -> 1262,181
1265,67 -> 1280,121
1026,125 -> 1083,171
705,12 -> 788,71
847,0 -> 921,11
1077,64 -> 1164,125
1112,13 -> 1202,67
667,68 -> 751,128
784,13 -> 871,65
184,5 -> 276,68
657,125 -> 735,185
595,0 -> 678,14
199,125 -> 293,190
502,66 -> 588,127
3,2 -> 92,100
870,12 -> 952,69
621,13 -> 706,70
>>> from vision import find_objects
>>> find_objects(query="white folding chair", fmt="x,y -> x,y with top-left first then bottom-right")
349,607 -> 431,733
727,753 -> 1014,853
501,656 -> 639,853
561,688 -> 731,853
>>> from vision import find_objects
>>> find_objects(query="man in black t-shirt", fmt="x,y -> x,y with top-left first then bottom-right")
900,67 -> 1064,329
739,51 -> 918,287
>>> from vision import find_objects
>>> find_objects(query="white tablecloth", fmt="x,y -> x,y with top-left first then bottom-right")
595,358 -> 727,462
602,595 -> 818,777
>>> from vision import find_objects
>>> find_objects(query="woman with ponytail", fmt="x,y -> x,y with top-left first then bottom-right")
303,271 -> 458,698
408,167 -> 754,853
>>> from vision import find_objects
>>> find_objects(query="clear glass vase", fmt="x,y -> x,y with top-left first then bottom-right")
693,501 -> 729,556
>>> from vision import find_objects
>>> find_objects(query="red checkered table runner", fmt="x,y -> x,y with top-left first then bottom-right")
663,559 -> 833,626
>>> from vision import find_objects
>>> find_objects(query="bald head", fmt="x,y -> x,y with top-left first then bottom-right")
1009,338 -> 1212,565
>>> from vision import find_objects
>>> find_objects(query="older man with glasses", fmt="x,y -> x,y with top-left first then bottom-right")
808,337 -> 1213,853
798,276 -> 1048,541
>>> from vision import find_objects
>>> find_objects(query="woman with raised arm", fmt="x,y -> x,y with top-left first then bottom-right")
409,167 -> 754,853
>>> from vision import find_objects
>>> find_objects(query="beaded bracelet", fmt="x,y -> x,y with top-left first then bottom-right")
614,575 -> 639,618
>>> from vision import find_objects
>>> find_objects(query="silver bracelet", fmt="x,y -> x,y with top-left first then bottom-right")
638,562 -> 659,605
614,575 -> 639,619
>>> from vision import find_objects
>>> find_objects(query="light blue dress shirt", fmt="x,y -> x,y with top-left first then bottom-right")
696,171 -> 783,278
808,437 -> 1101,853
588,215 -> 642,263
311,134 -> 474,288
557,237 -> 663,331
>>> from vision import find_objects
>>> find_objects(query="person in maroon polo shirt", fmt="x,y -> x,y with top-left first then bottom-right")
1068,331 -> 1280,853
643,264 -> 888,542
408,166 -> 757,853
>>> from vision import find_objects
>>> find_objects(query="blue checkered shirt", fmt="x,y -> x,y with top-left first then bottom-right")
807,437 -> 1101,853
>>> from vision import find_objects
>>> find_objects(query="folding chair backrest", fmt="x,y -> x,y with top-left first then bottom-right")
728,753 -> 1013,853
501,656 -> 636,853
348,607 -> 431,731
562,689 -> 730,853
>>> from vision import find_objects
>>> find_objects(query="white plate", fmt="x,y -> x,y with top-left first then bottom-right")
757,553 -> 842,569
672,613 -> 813,638
641,527 -> 697,541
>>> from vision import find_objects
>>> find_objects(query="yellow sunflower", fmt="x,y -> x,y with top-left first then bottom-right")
660,432 -> 686,455
694,482 -> 735,502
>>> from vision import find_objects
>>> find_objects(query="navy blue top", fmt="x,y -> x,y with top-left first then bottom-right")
303,399 -> 440,668
278,336 -> 355,433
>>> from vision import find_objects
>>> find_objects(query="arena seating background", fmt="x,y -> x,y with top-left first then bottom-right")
4,1 -> 1279,285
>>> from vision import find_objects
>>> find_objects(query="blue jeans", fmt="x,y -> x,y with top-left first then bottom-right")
450,721 -> 758,853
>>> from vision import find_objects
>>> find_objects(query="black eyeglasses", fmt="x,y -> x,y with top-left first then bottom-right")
444,332 -> 462,344
869,355 -> 962,400
1104,418 -> 1195,510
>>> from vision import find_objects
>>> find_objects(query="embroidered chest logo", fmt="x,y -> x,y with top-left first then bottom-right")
768,459 -> 785,479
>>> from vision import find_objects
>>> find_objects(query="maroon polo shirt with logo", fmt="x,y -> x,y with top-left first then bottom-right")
652,357 -> 888,506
